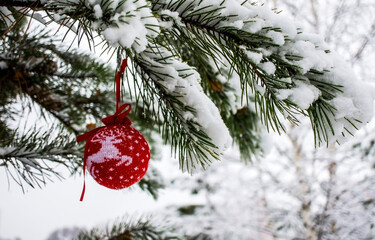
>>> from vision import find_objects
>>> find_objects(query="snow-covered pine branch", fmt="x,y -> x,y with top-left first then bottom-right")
131,44 -> 231,172
152,0 -> 374,144
2,0 -> 374,171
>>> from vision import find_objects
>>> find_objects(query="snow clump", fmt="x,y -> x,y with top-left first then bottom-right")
86,0 -> 160,53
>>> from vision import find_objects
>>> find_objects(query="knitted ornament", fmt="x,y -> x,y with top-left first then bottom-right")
77,60 -> 150,201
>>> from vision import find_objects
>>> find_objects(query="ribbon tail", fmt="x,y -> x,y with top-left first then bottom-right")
80,178 -> 86,202
77,127 -> 102,143
77,131 -> 92,143
80,141 -> 88,201
79,160 -> 87,201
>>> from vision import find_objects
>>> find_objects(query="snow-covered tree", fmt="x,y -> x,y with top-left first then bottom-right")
167,126 -> 374,239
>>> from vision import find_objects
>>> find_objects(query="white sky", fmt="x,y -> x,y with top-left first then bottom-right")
0,171 -> 153,239
0,153 -> 197,240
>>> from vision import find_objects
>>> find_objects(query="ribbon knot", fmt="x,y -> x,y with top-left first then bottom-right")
102,103 -> 132,126
77,104 -> 132,143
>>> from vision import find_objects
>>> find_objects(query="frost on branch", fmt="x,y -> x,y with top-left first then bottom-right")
153,0 -> 374,144
96,0 -> 159,52
277,32 -> 375,143
133,44 -> 232,172
47,0 -> 160,52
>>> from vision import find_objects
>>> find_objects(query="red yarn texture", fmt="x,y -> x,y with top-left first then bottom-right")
84,125 -> 150,189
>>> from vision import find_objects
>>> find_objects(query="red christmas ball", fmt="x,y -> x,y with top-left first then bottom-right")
84,124 -> 150,189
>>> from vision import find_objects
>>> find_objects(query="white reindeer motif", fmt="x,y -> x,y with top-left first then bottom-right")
88,132 -> 133,167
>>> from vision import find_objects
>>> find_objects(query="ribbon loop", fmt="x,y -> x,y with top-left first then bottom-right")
116,59 -> 127,111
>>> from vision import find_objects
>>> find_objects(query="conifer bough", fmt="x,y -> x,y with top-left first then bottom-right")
1,0 -> 374,173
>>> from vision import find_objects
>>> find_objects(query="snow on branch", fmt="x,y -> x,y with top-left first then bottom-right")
44,0 -> 160,53
132,44 -> 232,172
2,0 -> 374,167
153,0 -> 375,144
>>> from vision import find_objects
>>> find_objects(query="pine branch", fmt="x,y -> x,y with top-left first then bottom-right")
0,128 -> 81,190
152,0 -> 368,145
128,44 -> 230,172
1,28 -> 115,132
167,38 -> 264,161
2,0 -> 372,173
76,215 -> 183,240
154,2 -> 303,133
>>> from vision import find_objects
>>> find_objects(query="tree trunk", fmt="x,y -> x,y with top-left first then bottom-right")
289,126 -> 318,240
